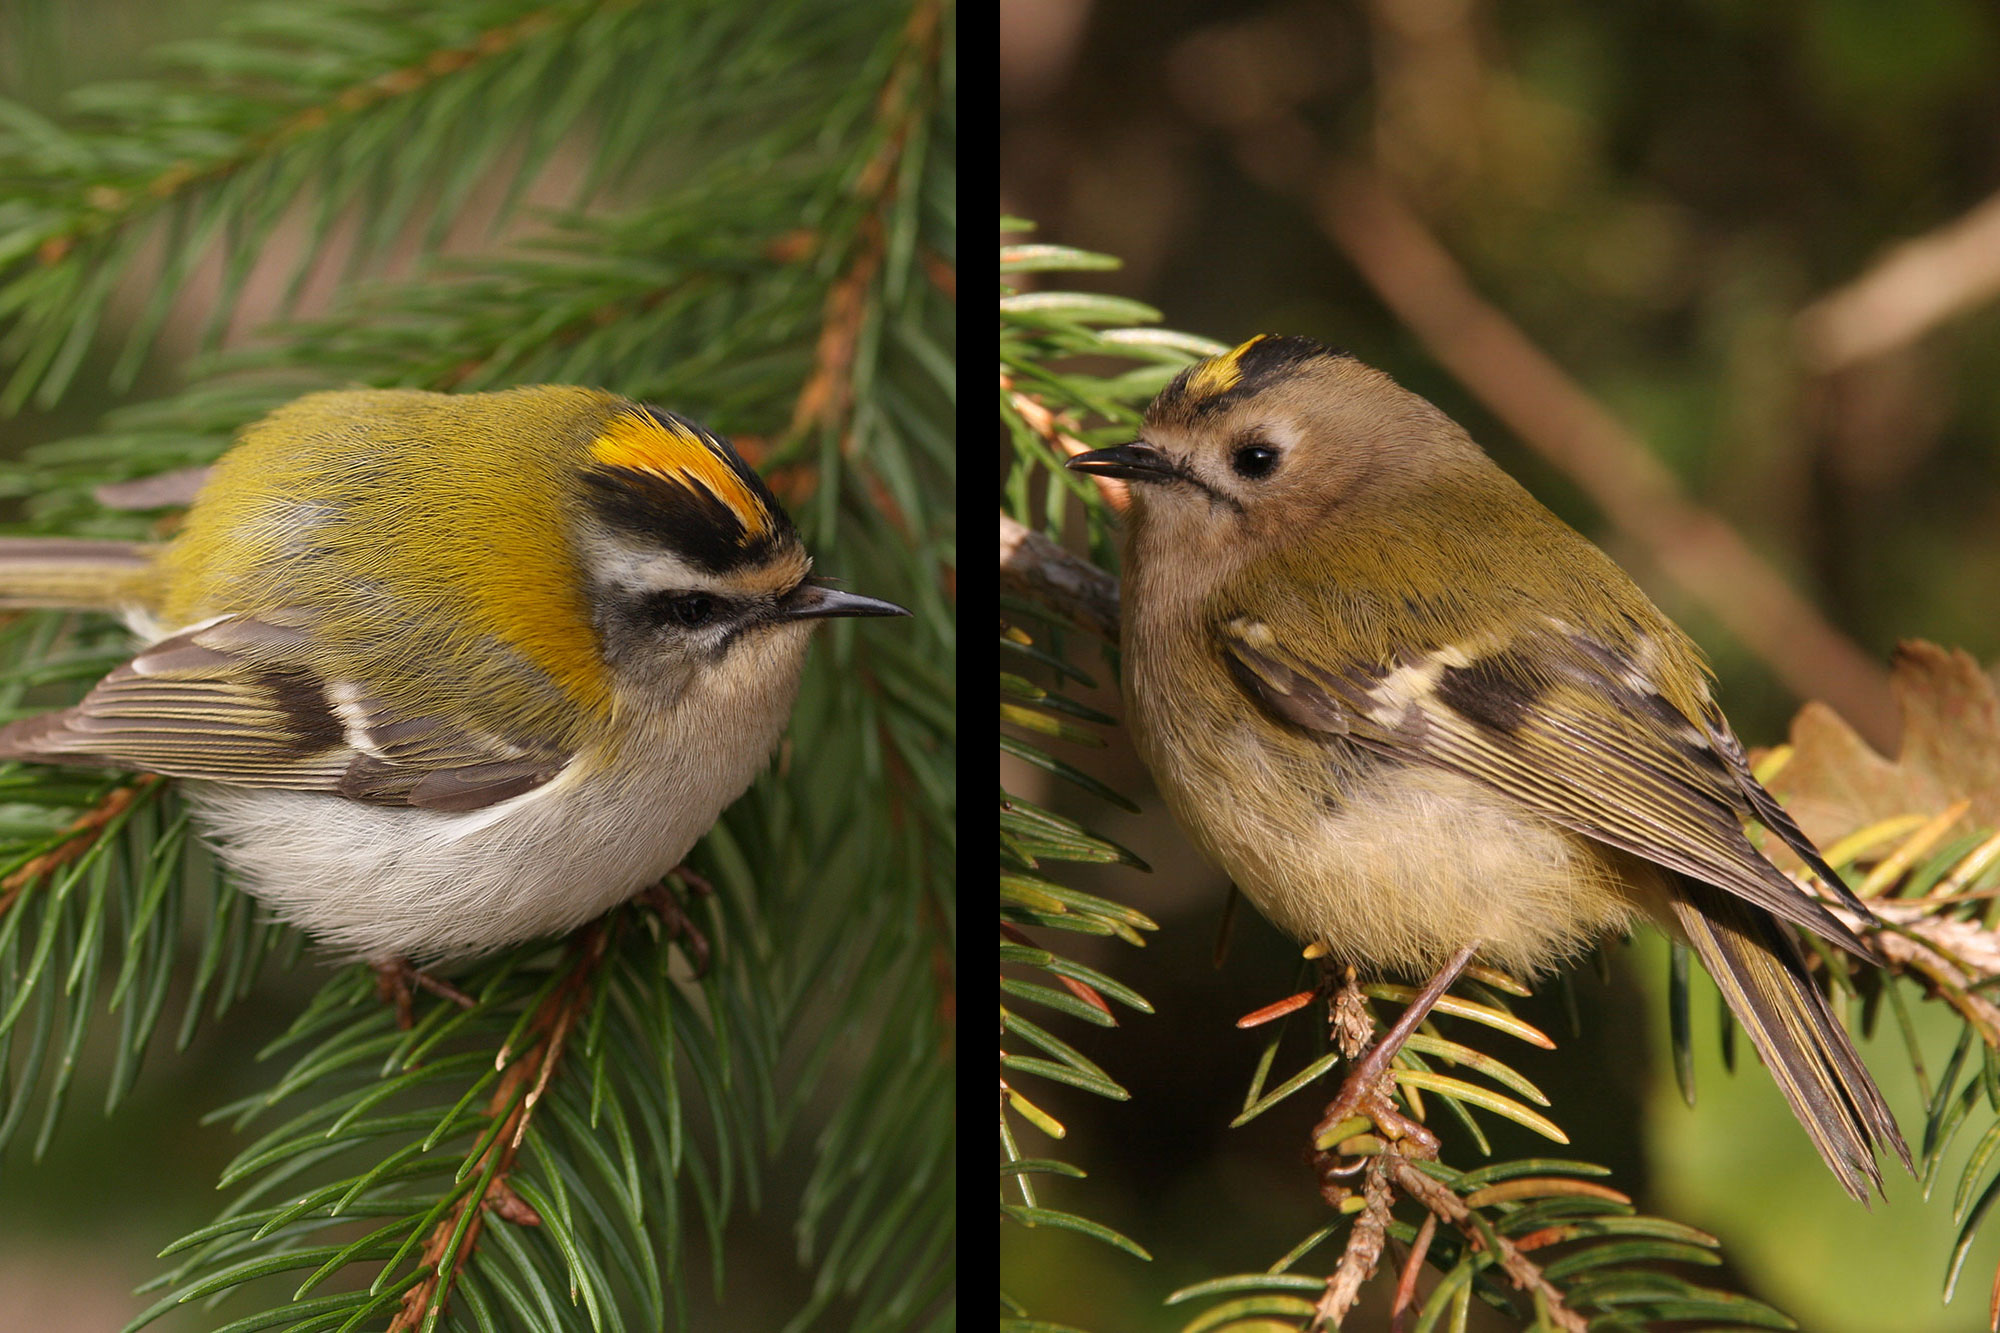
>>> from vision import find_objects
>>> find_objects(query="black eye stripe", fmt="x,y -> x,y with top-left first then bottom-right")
583,466 -> 768,574
642,591 -> 726,629
670,594 -> 714,627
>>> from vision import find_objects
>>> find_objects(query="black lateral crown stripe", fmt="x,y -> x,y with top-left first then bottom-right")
1230,334 -> 1346,381
1153,335 -> 1350,422
643,407 -> 794,531
584,466 -> 770,574
583,408 -> 795,575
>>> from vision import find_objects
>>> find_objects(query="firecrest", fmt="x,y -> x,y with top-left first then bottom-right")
1068,334 -> 1908,1199
0,386 -> 907,961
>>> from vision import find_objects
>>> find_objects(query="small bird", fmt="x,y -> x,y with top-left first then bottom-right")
0,386 -> 907,962
1067,334 -> 1909,1199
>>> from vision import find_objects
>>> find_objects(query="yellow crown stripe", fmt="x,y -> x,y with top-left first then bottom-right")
590,411 -> 775,538
1181,335 -> 1272,402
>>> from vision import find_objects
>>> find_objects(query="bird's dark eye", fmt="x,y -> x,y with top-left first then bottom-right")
1232,442 -> 1279,479
664,594 -> 715,628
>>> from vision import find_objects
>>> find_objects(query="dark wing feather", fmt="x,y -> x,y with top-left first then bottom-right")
1221,617 -> 1876,960
1668,878 -> 1909,1197
1692,700 -> 1873,917
0,614 -> 570,811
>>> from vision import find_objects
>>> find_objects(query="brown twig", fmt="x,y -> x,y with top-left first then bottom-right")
998,512 -> 1120,643
1310,1138 -> 1591,1329
790,0 -> 947,453
1309,975 -> 1407,1329
1388,1212 -> 1438,1333
1315,1160 -> 1393,1329
389,921 -> 610,1331
1388,1157 -> 1589,1333
0,776 -> 161,913
1172,33 -> 1898,746
1300,966 -> 1592,1329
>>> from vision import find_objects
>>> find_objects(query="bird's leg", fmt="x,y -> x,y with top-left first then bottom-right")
1313,941 -> 1479,1164
372,959 -> 477,1029
638,865 -> 716,978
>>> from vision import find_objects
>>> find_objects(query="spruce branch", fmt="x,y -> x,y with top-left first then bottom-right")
2,0 -> 920,414
392,920 -> 605,1332
0,773 -> 159,912
23,3 -> 568,266
3,0 -> 614,410
999,228 -> 1179,1333
1382,1157 -> 1588,1333
791,0 -> 950,451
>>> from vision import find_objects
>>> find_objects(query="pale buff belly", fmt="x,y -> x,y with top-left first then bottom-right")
1140,714 -> 1663,980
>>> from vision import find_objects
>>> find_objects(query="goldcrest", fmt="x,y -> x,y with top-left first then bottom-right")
1069,334 -> 1908,1199
0,386 -> 907,961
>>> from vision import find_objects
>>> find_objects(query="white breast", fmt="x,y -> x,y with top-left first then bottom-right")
184,652 -> 805,962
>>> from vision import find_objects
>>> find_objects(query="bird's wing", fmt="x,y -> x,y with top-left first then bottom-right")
0,614 -> 570,811
1219,613 -> 1875,958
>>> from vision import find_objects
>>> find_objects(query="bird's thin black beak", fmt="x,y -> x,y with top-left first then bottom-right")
778,582 -> 912,622
1065,443 -> 1182,484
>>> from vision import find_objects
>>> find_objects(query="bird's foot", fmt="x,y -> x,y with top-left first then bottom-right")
638,866 -> 715,978
373,958 -> 477,1029
1309,1039 -> 1440,1209
1312,1069 -> 1439,1163
1308,942 -> 1481,1195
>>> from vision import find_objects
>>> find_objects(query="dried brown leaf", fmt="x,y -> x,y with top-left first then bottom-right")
1769,641 -> 2000,848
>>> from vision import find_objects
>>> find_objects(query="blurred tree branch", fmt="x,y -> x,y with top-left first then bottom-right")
998,512 -> 1119,643
1132,3 -> 1901,747
1797,190 -> 2000,372
1314,161 -> 1897,750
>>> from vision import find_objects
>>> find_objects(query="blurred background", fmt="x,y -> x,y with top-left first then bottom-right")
1002,1 -> 2000,1329
0,2 -> 951,1328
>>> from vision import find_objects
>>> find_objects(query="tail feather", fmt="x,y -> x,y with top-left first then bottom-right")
0,538 -> 158,611
1668,879 -> 1911,1200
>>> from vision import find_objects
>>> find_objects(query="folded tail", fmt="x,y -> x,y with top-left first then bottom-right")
0,538 -> 159,611
1668,878 -> 1911,1201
